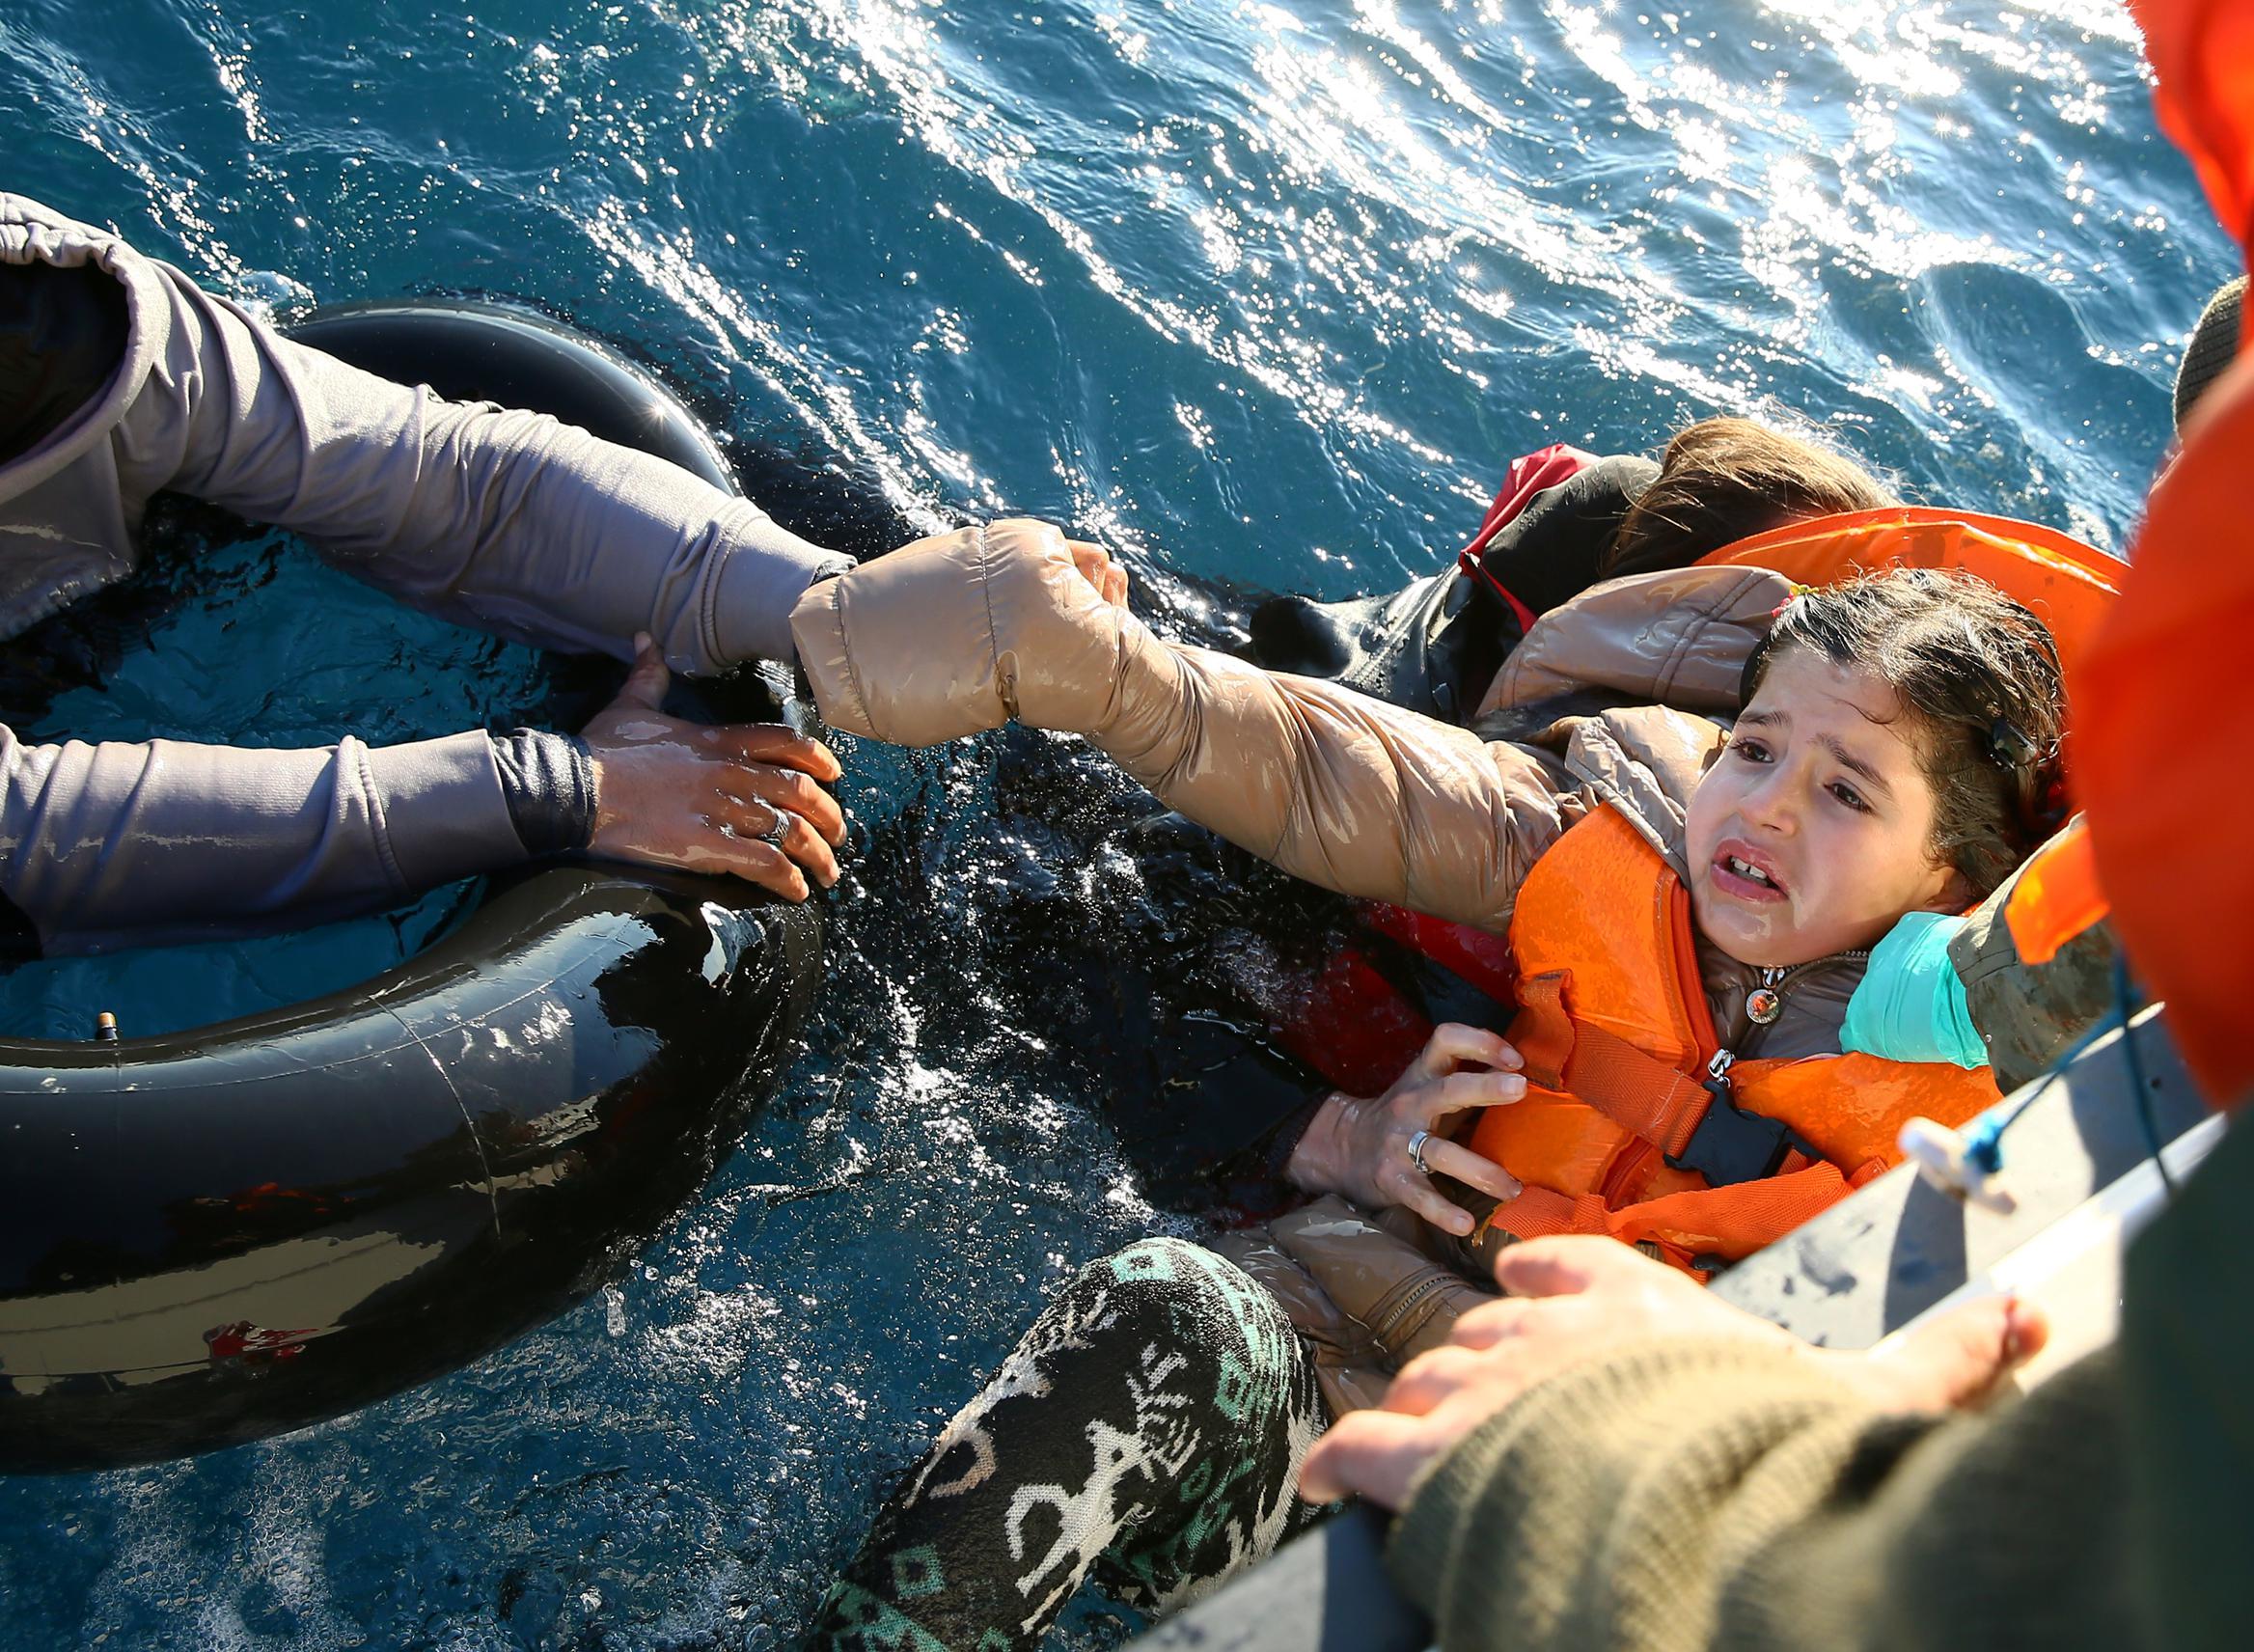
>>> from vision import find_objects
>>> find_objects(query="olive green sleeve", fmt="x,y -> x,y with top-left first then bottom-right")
1948,815 -> 2119,1092
1386,1117 -> 2254,1652
1385,1339 -> 2138,1652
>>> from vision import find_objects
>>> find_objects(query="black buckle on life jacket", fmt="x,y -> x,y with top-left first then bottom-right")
1664,1077 -> 1812,1187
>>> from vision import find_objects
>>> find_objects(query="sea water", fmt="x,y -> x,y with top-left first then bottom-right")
0,1 -> 2235,1645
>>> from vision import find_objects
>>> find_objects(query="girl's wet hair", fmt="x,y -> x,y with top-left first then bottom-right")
1745,568 -> 2066,897
1603,417 -> 1895,579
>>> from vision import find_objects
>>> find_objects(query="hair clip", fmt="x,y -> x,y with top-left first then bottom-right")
1985,716 -> 2039,770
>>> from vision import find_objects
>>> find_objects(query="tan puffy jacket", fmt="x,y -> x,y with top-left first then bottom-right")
790,517 -> 1859,1060
791,517 -> 2107,1412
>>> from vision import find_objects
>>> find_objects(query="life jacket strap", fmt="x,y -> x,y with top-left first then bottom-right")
1516,972 -> 1816,1187
1500,1161 -> 1852,1267
1663,1088 -> 1820,1187
1455,442 -> 1590,635
2005,815 -> 2109,965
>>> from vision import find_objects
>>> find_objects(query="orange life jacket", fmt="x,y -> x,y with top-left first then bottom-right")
1465,804 -> 2003,1271
1693,506 -> 2121,707
1273,507 -> 2122,1099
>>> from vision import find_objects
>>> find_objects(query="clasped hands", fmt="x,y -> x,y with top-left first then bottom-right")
577,537 -> 1129,898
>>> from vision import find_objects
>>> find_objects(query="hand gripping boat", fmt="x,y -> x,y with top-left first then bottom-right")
0,301 -> 821,1473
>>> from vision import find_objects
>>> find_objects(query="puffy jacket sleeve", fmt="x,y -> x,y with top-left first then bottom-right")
791,519 -> 1582,930
0,722 -> 529,955
115,255 -> 849,672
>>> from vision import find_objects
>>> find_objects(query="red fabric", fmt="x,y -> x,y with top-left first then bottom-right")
1358,902 -> 1518,1003
2133,0 -> 2254,254
1273,443 -> 1588,1097
2074,2 -> 2254,1108
1273,910 -> 1517,1097
1456,443 -> 1596,631
1272,944 -> 1436,1097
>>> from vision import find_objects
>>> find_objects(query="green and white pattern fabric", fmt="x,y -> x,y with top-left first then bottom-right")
811,1238 -> 1326,1650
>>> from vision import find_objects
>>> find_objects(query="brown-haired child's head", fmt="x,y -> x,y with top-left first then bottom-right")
1685,567 -> 2065,968
1605,418 -> 1895,579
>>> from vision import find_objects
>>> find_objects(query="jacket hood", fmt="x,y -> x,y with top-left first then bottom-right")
0,194 -> 168,502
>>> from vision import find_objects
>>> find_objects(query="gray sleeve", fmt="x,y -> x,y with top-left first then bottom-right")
20,243 -> 845,949
0,721 -> 529,955
113,257 -> 850,670
1947,816 -> 2118,1091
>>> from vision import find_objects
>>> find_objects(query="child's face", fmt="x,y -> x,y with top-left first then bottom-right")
1685,647 -> 1967,970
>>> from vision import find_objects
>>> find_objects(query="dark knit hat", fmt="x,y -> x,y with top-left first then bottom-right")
2175,275 -> 2246,431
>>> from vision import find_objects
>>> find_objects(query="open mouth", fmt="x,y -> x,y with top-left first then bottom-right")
1712,843 -> 1788,900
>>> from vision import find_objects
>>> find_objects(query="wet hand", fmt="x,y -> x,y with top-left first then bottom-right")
1298,1235 -> 2048,1509
1285,1023 -> 1527,1235
1063,537 -> 1130,609
582,634 -> 846,900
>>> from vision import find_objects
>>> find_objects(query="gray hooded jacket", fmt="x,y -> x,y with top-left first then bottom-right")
0,193 -> 847,954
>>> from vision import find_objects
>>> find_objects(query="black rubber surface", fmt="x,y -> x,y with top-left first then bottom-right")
0,300 -> 824,1473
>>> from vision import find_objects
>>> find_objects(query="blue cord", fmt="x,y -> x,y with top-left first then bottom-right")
1958,956 -> 2178,1202
2114,954 -> 2177,1198
1958,1004 -> 2126,1178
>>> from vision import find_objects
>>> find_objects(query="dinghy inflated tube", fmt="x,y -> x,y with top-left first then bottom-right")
0,300 -> 821,1473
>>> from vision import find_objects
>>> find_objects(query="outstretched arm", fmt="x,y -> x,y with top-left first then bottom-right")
1302,1235 -> 2065,1652
791,518 -> 1585,931
0,721 -> 520,955
0,641 -> 843,956
116,247 -> 847,672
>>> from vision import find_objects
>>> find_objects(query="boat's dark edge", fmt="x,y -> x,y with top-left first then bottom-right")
0,304 -> 823,1473
1135,1005 -> 2210,1647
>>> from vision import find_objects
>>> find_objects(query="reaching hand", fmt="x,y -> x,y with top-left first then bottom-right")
1064,538 -> 1130,609
1297,1234 -> 2048,1509
1286,1023 -> 1527,1235
581,633 -> 846,900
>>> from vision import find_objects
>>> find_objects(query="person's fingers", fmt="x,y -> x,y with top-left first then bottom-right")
1850,1293 -> 2049,1413
1447,1295 -> 1538,1349
1297,1409 -> 1434,1507
611,631 -> 670,712
2004,1295 -> 2048,1365
692,820 -> 811,901
717,794 -> 839,889
1493,1235 -> 1640,1298
1102,561 -> 1129,608
1381,1345 -> 1489,1418
1416,1023 -> 1524,1081
1386,1163 -> 1477,1237
720,724 -> 844,785
721,761 -> 848,845
1423,1067 -> 1528,1119
1064,538 -> 1114,592
1419,1136 -> 1523,1204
